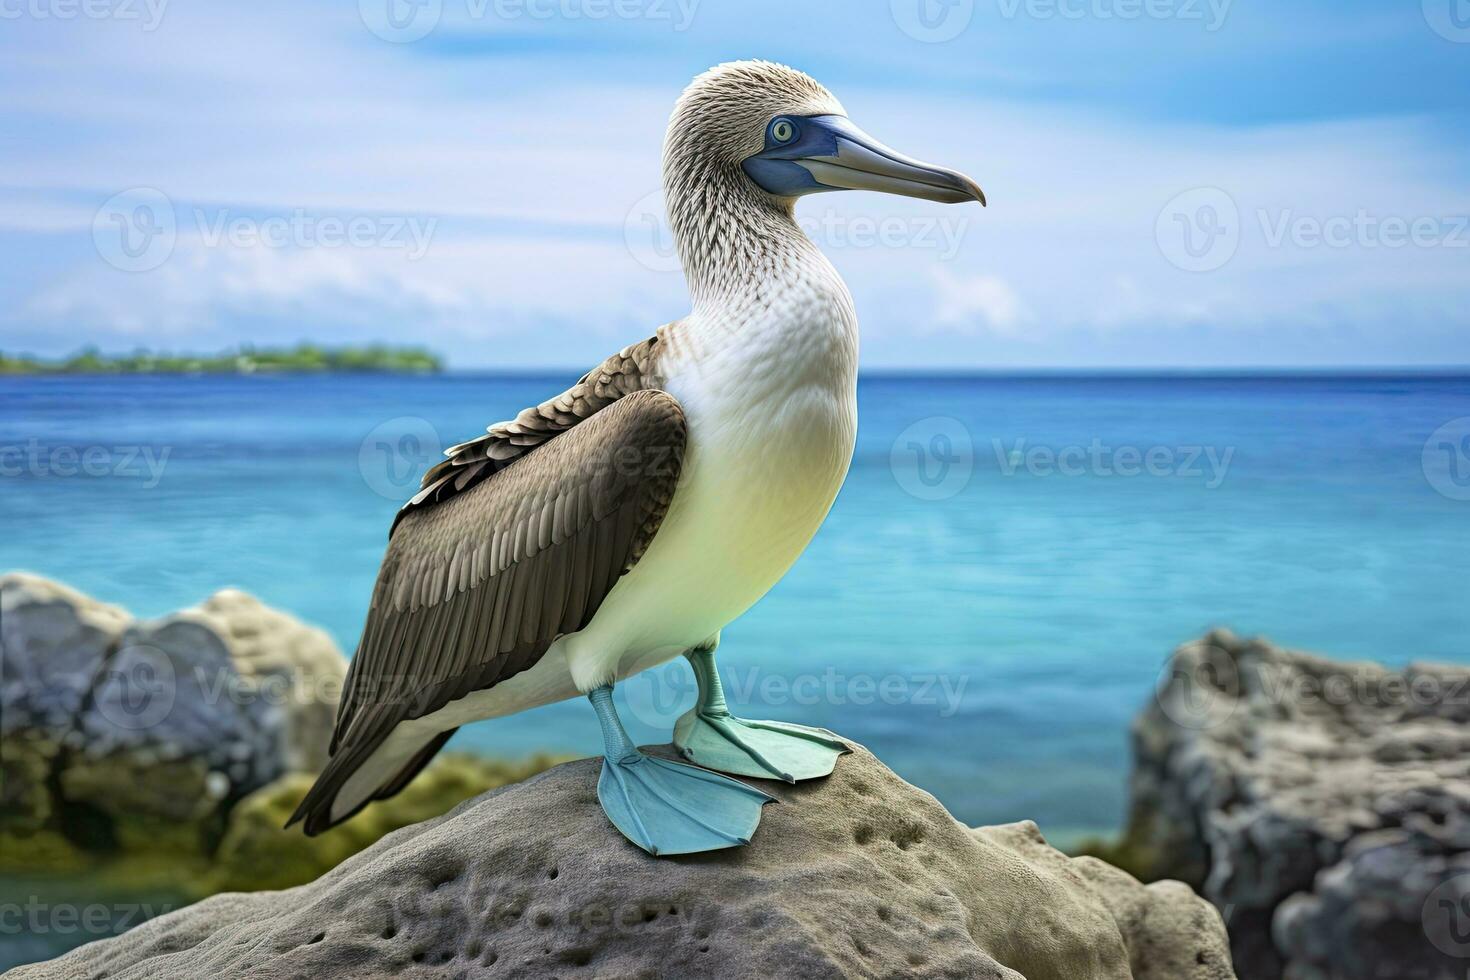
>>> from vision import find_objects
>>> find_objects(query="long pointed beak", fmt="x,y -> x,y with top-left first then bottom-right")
796,117 -> 986,206
743,114 -> 985,206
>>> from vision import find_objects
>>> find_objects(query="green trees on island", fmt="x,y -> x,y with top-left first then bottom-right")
0,343 -> 442,375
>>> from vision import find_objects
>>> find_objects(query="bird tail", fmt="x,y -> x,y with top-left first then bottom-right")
286,727 -> 457,836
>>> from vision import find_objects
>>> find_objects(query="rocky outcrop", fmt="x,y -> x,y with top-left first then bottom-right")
205,753 -> 564,893
185,588 -> 349,774
1112,629 -> 1470,979
16,745 -> 1235,980
0,573 -> 348,865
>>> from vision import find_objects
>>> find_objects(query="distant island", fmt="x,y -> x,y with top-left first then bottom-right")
0,344 -> 443,375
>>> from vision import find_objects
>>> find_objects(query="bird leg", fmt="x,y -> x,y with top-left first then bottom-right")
587,685 -> 772,856
672,642 -> 851,783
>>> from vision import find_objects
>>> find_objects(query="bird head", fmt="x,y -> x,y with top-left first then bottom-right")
666,60 -> 985,208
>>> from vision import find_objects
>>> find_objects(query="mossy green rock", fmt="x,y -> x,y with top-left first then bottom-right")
207,753 -> 564,893
1,574 -> 349,872
0,734 -> 57,834
58,752 -> 230,856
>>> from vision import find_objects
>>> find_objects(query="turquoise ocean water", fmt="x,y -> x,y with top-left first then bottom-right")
3,372 -> 1467,842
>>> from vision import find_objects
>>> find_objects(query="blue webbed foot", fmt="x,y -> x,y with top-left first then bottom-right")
672,642 -> 851,783
588,685 -> 772,856
597,751 -> 773,856
674,710 -> 850,783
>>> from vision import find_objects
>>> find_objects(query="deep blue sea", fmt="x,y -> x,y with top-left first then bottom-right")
3,372 -> 1468,842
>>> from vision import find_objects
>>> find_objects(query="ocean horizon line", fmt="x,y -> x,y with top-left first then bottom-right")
4,365 -> 1467,382
447,365 -> 1470,379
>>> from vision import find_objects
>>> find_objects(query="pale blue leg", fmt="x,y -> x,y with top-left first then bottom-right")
589,685 -> 773,856
672,642 -> 851,783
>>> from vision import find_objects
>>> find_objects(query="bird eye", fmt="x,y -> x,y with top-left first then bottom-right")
771,119 -> 795,143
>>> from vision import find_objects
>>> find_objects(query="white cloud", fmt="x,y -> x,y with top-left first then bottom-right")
930,269 -> 1029,336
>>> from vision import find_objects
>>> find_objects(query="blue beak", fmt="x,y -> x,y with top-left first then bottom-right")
743,114 -> 986,206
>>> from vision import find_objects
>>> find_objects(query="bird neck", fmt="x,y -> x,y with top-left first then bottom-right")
663,159 -> 830,313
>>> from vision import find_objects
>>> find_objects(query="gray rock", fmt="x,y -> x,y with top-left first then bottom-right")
0,573 -> 347,859
13,745 -> 1235,980
0,575 -> 129,738
1120,629 -> 1470,979
1,577 -> 133,835
190,588 -> 347,774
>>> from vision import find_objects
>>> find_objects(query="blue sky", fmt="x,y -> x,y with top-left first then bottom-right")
2,0 -> 1468,368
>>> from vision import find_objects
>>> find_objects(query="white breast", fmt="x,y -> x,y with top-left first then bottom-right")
560,258 -> 860,690
411,244 -> 860,726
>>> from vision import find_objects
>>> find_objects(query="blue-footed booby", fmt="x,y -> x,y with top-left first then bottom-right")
289,60 -> 985,855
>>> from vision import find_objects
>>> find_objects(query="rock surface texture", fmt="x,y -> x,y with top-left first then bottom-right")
16,745 -> 1235,980
0,573 -> 347,864
1120,629 -> 1470,980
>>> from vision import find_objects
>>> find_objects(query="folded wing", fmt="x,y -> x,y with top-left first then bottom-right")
289,387 -> 685,834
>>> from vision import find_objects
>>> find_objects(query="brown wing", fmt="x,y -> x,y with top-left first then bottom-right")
289,388 -> 684,835
394,334 -> 663,531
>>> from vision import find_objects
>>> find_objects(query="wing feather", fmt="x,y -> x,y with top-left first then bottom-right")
394,335 -> 663,529
291,388 -> 685,835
